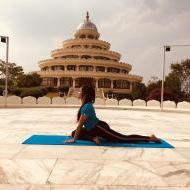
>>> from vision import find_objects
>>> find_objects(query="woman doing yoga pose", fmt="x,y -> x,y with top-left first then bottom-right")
64,86 -> 161,144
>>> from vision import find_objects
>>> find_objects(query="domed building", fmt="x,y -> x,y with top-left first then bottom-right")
38,12 -> 142,97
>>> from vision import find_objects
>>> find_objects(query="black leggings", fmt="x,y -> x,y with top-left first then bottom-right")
71,120 -> 150,143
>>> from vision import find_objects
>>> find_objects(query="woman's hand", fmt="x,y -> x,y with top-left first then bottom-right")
64,138 -> 75,143
93,136 -> 102,145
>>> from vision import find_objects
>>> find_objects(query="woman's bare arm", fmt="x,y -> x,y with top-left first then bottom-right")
73,115 -> 88,141
64,115 -> 88,143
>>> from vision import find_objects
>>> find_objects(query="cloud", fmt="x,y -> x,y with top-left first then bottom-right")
1,0 -> 190,83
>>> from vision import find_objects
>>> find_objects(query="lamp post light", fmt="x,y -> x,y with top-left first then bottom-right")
0,36 -> 9,108
160,44 -> 190,111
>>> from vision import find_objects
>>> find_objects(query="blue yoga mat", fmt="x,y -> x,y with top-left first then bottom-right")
22,135 -> 174,148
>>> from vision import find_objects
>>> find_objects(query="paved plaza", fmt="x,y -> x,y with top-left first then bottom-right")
0,108 -> 189,189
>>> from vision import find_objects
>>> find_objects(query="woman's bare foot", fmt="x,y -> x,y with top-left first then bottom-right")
150,134 -> 161,143
93,136 -> 102,145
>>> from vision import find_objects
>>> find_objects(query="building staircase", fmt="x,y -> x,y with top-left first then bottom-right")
68,87 -> 105,99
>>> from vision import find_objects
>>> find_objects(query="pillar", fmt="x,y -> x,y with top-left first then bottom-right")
73,78 -> 76,88
57,78 -> 60,87
130,82 -> 133,91
111,80 -> 113,89
96,79 -> 98,89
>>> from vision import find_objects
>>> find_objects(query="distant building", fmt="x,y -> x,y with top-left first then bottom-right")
38,12 -> 142,97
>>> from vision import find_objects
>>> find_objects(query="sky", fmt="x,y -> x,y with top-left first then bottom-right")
1,0 -> 190,83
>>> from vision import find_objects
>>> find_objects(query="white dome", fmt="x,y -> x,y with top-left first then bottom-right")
77,12 -> 98,32
77,21 -> 97,31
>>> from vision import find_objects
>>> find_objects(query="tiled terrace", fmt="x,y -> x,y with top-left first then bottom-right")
0,108 -> 189,190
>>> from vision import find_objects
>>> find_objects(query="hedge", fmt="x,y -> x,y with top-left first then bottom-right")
10,87 -> 48,98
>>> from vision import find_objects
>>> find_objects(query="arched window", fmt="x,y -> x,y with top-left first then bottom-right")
121,69 -> 128,74
94,56 -> 110,60
98,78 -> 111,88
79,65 -> 93,71
60,66 -> 64,71
42,78 -> 57,87
107,67 -> 120,73
71,45 -> 81,48
96,66 -> 105,72
113,80 -> 130,89
60,77 -> 73,87
41,67 -> 48,71
87,35 -> 94,39
81,55 -> 92,59
91,45 -> 102,49
67,65 -> 76,71
113,80 -> 122,89
75,77 -> 95,88
64,55 -> 79,59
80,34 -> 86,39
122,80 -> 130,89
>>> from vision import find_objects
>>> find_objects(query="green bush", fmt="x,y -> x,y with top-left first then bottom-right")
184,93 -> 190,102
10,88 -> 22,96
46,86 -> 58,92
10,86 -> 48,98
0,79 -> 5,85
20,88 -> 46,98
116,93 -> 133,101
16,72 -> 42,87
58,86 -> 69,95
104,90 -> 113,99
146,88 -> 177,102
39,87 -> 48,95
0,86 -> 3,96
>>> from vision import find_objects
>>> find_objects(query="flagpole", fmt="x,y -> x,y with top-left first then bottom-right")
5,37 -> 9,108
160,44 -> 190,111
160,46 -> 166,111
0,35 -> 9,108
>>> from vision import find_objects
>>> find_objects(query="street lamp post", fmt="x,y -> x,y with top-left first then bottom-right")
160,44 -> 190,111
0,35 -> 9,108
161,46 -> 168,111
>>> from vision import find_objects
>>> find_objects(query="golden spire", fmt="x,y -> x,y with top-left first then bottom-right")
86,11 -> 89,21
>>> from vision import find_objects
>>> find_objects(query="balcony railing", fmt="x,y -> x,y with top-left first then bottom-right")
37,70 -> 142,81
38,58 -> 132,70
51,47 -> 121,60
63,38 -> 111,49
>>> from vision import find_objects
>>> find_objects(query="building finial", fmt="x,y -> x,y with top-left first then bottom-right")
86,11 -> 89,21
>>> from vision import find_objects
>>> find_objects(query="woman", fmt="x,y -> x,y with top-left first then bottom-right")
65,86 -> 161,144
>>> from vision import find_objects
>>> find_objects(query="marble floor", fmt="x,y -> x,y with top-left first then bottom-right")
0,108 -> 189,190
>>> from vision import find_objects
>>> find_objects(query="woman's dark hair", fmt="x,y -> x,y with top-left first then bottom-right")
77,85 -> 95,121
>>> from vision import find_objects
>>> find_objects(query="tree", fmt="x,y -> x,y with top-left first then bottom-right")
146,59 -> 190,102
147,88 -> 177,102
0,59 -> 24,86
116,93 -> 133,101
58,86 -> 69,96
0,86 -> 3,95
164,73 -> 185,102
146,77 -> 162,96
131,82 -> 146,100
16,72 -> 42,87
19,87 -> 48,98
169,59 -> 190,94
163,59 -> 190,102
